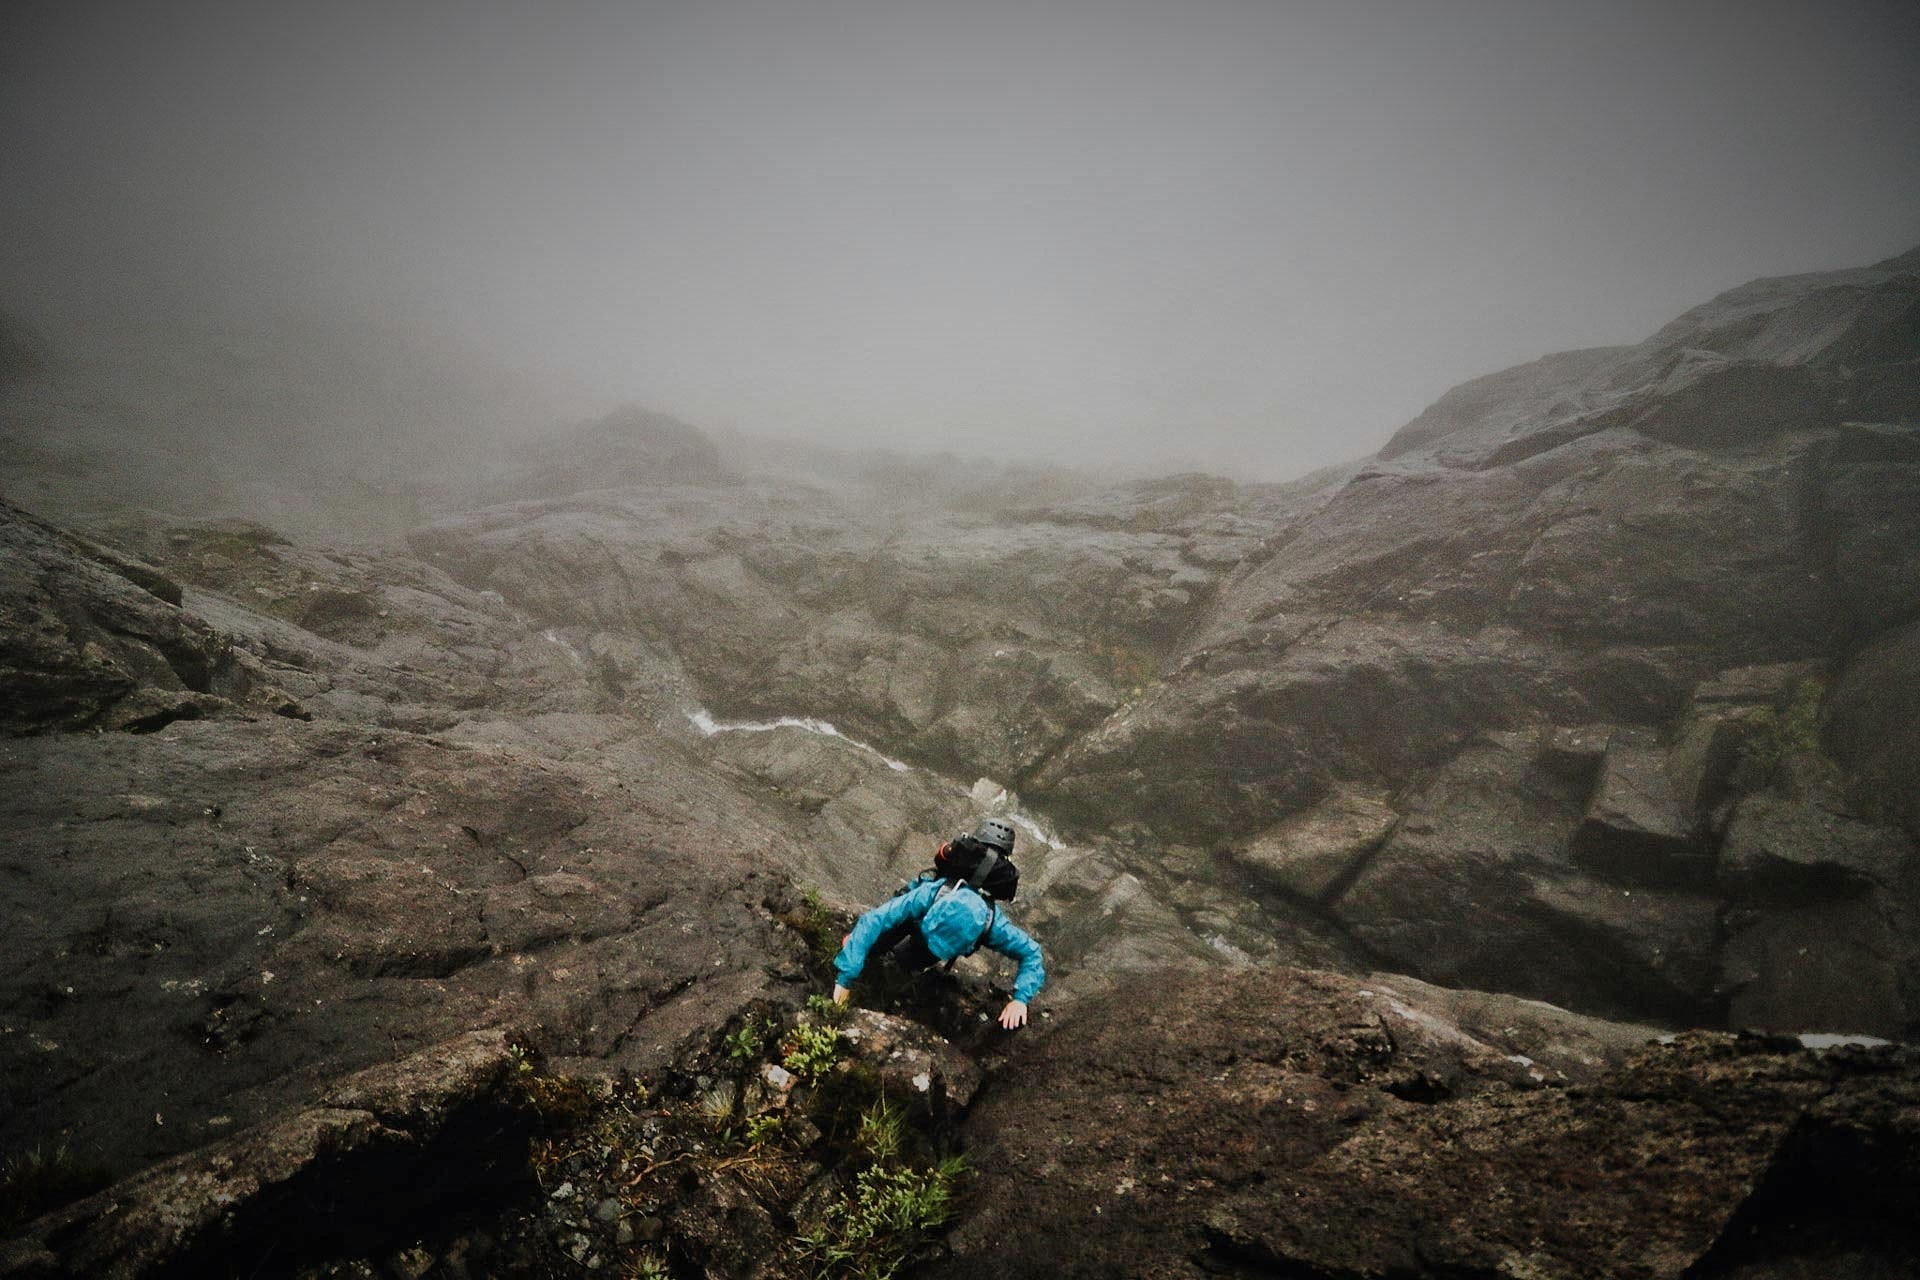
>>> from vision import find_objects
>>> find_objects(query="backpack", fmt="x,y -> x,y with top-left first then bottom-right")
883,833 -> 1019,969
933,834 -> 1019,902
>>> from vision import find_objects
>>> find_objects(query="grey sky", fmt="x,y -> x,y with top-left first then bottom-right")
4,0 -> 1918,479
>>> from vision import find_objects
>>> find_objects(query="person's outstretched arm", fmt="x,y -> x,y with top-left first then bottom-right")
984,913 -> 1045,1028
831,881 -> 934,1000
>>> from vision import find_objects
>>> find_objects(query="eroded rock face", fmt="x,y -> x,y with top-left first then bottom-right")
0,499 -> 235,733
1031,252 -> 1919,844
1827,618 -> 1920,832
3,249 -> 1918,1274
936,967 -> 1920,1280
0,713 -> 816,1183
0,502 -> 850,1201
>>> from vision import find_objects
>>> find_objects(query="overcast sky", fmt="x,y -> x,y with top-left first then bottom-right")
4,0 -> 1918,479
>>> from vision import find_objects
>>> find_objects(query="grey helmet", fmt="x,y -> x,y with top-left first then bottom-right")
972,818 -> 1016,856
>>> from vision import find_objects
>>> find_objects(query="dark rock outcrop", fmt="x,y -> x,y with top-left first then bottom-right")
5,248 -> 1919,1276
0,500 -> 845,1206
0,1030 -> 534,1278
937,967 -> 1920,1280
1033,252 -> 1919,845
0,499 -> 233,734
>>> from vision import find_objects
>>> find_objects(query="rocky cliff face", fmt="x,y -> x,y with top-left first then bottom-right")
0,496 -> 830,1193
2,249 -> 1918,1275
399,250 -> 1920,1038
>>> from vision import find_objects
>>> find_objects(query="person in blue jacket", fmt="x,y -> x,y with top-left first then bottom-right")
831,818 -> 1045,1029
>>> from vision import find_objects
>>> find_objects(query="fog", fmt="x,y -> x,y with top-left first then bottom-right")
4,0 -> 1918,481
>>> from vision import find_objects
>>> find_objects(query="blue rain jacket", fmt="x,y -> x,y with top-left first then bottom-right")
834,876 -> 1046,1003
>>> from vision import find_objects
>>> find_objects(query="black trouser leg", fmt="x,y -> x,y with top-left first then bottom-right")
874,921 -> 939,973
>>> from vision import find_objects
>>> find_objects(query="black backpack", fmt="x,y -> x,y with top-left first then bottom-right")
932,834 -> 1020,903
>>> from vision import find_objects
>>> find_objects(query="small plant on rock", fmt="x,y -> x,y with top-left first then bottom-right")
783,1022 -> 843,1084
743,1113 -> 784,1147
698,1082 -> 740,1132
798,1155 -> 968,1280
793,887 -> 844,967
726,1016 -> 769,1064
854,1102 -> 904,1164
507,1042 -> 598,1128
1741,676 -> 1828,782
805,993 -> 851,1026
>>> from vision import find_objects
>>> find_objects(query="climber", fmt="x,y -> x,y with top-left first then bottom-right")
831,817 -> 1045,1030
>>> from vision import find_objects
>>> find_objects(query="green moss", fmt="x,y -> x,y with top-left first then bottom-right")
805,993 -> 851,1026
743,1113 -> 784,1147
1741,677 -> 1828,780
507,1042 -> 599,1129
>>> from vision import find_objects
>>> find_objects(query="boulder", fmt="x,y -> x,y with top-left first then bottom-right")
1534,722 -> 1614,785
1718,794 -> 1913,900
837,1009 -> 982,1114
1823,422 -> 1920,639
0,498 -> 231,734
1328,736 -> 1583,998
1329,734 -> 1722,1021
1227,788 -> 1397,901
492,405 -> 726,500
1720,890 -> 1917,1039
1571,729 -> 1710,888
1826,618 -> 1920,831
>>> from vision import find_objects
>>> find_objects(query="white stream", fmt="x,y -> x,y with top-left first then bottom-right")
687,708 -> 913,773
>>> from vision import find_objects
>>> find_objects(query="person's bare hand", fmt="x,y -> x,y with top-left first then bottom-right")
832,984 -> 852,1005
997,1000 -> 1028,1030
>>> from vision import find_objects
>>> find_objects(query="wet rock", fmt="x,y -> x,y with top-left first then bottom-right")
0,498 -> 233,734
1826,618 -> 1920,830
0,708 -> 812,1186
1534,722 -> 1614,785
1329,733 -> 1722,1021
1329,735 -> 1580,995
1667,706 -> 1764,817
1720,889 -> 1917,1039
665,1171 -> 784,1279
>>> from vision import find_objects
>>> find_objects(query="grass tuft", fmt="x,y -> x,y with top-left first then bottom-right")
0,1143 -> 115,1235
798,1155 -> 968,1279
